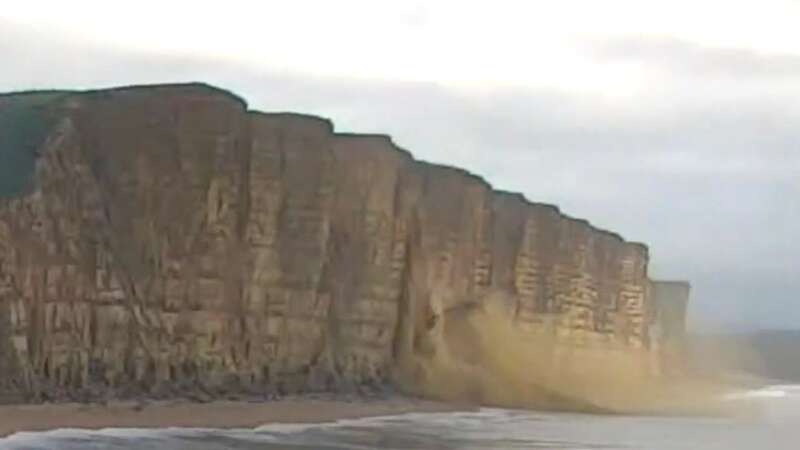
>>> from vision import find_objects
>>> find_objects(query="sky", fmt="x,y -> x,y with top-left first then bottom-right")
2,0 -> 799,331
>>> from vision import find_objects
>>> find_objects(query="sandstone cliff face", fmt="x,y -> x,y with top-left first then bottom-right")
0,84 -> 676,402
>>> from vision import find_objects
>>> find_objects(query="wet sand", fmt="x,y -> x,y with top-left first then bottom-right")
0,395 -> 471,437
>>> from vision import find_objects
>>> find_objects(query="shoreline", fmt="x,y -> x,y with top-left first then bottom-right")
0,395 -> 473,438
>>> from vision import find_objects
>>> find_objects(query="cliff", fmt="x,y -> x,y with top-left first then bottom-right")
0,84 -> 686,405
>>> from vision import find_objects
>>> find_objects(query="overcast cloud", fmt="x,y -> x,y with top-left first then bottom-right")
2,4 -> 798,331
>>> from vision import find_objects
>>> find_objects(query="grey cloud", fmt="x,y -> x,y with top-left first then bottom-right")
3,20 -> 799,331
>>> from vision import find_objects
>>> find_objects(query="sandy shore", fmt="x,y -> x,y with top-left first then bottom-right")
0,395 -> 471,438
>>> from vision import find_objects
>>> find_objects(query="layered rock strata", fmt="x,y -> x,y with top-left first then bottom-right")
0,84 -> 685,402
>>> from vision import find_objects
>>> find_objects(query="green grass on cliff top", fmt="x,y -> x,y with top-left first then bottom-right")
0,92 -> 67,197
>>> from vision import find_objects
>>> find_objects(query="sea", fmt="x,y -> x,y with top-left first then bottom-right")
1,385 -> 798,450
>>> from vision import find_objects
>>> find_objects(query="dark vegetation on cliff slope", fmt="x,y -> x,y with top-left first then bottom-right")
0,92 -> 67,197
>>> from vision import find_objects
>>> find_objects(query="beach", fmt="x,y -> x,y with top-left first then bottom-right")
0,395 -> 468,438
0,386 -> 797,450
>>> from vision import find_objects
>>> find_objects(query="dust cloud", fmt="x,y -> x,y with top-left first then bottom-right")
393,293 -> 757,416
